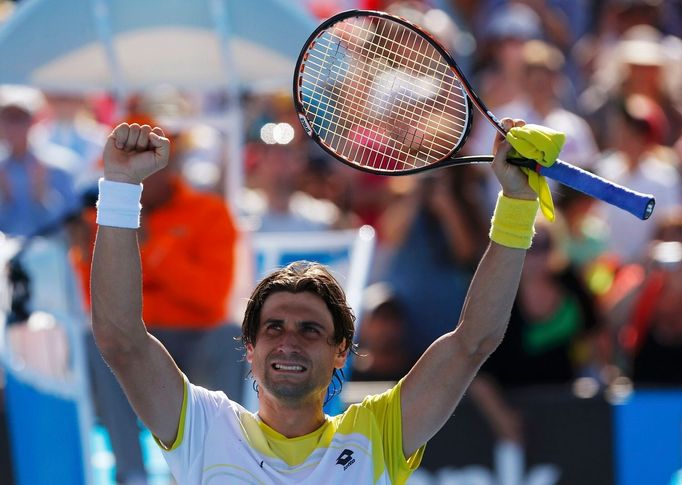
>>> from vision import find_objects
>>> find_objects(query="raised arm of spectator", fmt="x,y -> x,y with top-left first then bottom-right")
400,118 -> 539,457
90,123 -> 183,447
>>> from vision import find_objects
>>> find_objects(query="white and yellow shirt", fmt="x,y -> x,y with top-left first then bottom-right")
157,376 -> 424,484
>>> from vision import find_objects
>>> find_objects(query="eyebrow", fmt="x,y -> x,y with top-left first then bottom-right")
262,319 -> 327,330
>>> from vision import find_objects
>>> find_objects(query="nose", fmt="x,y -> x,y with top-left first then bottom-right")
275,327 -> 304,352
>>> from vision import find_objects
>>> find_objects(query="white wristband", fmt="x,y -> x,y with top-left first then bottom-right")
96,178 -> 143,229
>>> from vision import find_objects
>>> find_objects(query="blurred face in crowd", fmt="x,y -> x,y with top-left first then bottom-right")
246,291 -> 347,405
654,264 -> 682,343
623,64 -> 663,98
355,305 -> 409,379
523,227 -> 554,276
46,94 -> 85,122
255,143 -> 306,200
0,106 -> 33,155
525,65 -> 556,102
497,37 -> 526,74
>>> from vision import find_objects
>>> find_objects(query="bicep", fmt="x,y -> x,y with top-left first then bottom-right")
104,332 -> 185,447
400,331 -> 486,457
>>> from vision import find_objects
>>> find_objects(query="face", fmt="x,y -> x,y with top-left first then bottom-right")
0,107 -> 32,149
358,311 -> 408,378
246,291 -> 348,404
523,229 -> 553,275
525,66 -> 555,99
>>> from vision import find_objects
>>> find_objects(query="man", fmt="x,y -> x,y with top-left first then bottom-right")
0,85 -> 78,237
91,118 -> 538,483
595,94 -> 681,262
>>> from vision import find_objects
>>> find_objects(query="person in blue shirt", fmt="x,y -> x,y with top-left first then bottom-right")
0,86 -> 77,238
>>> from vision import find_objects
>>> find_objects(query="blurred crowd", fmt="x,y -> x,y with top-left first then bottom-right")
1,0 -> 682,477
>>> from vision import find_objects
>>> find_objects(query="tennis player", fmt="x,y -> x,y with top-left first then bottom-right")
91,117 -> 539,484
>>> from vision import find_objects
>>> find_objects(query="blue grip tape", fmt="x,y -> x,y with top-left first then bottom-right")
539,160 -> 655,220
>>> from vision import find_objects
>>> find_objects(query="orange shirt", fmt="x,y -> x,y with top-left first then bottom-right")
73,177 -> 238,330
139,178 -> 238,329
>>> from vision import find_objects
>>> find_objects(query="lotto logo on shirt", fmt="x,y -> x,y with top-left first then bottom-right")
335,449 -> 356,471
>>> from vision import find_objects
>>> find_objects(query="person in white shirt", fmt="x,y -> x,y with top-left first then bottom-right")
90,117 -> 539,484
595,94 -> 681,262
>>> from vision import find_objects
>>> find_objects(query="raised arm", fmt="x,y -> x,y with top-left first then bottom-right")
400,119 -> 538,457
91,123 -> 183,447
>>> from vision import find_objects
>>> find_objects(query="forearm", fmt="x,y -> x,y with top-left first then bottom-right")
91,226 -> 148,356
455,241 -> 525,357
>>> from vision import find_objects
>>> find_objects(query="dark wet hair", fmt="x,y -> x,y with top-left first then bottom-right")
241,261 -> 356,355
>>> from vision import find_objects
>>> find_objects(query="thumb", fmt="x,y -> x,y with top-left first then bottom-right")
149,131 -> 170,169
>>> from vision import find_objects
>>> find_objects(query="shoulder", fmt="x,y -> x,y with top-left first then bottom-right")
334,382 -> 402,430
187,381 -> 237,411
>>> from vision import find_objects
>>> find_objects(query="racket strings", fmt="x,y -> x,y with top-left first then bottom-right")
301,51 -> 470,130
302,36 -> 470,136
308,19 -> 465,128
324,19 -> 469,124
300,56 -> 468,150
298,15 -> 470,171
306,42 -> 459,169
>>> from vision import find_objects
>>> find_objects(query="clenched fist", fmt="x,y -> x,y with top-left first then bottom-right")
103,123 -> 170,184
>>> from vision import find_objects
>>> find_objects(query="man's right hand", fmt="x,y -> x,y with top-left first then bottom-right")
103,123 -> 170,184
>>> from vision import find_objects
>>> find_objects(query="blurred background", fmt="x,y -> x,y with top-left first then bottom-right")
0,0 -> 681,484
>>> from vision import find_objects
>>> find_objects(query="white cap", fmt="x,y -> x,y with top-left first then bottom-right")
618,25 -> 667,66
0,85 -> 46,116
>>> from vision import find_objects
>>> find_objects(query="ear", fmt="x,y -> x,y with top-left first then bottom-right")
334,341 -> 350,369
246,342 -> 255,364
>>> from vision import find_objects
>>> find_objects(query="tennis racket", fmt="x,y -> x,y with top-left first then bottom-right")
293,9 -> 655,220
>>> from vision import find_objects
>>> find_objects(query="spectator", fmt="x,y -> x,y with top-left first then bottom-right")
240,119 -> 341,232
81,119 -> 243,485
351,283 -> 412,381
522,39 -> 599,168
0,85 -> 78,237
612,214 -> 682,386
465,2 -> 544,209
31,92 -> 108,190
594,94 -> 681,263
580,24 -> 682,148
377,166 -> 489,359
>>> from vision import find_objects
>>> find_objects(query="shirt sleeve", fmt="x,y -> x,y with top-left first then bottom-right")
359,379 -> 425,483
153,374 -> 232,483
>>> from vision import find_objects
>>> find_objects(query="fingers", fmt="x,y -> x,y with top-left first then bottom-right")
492,118 -> 514,157
136,124 -> 152,151
492,118 -> 526,155
111,123 -> 129,150
109,123 -> 164,152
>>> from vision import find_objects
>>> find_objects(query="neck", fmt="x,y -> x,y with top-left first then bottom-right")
531,97 -> 555,118
10,145 -> 29,159
266,191 -> 292,214
621,146 -> 647,170
257,391 -> 326,438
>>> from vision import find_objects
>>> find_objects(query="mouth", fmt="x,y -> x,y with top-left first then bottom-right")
271,362 -> 307,373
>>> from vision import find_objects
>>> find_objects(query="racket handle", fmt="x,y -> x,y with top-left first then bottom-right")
537,159 -> 655,220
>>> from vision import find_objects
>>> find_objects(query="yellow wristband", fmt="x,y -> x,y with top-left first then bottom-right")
489,192 -> 540,249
